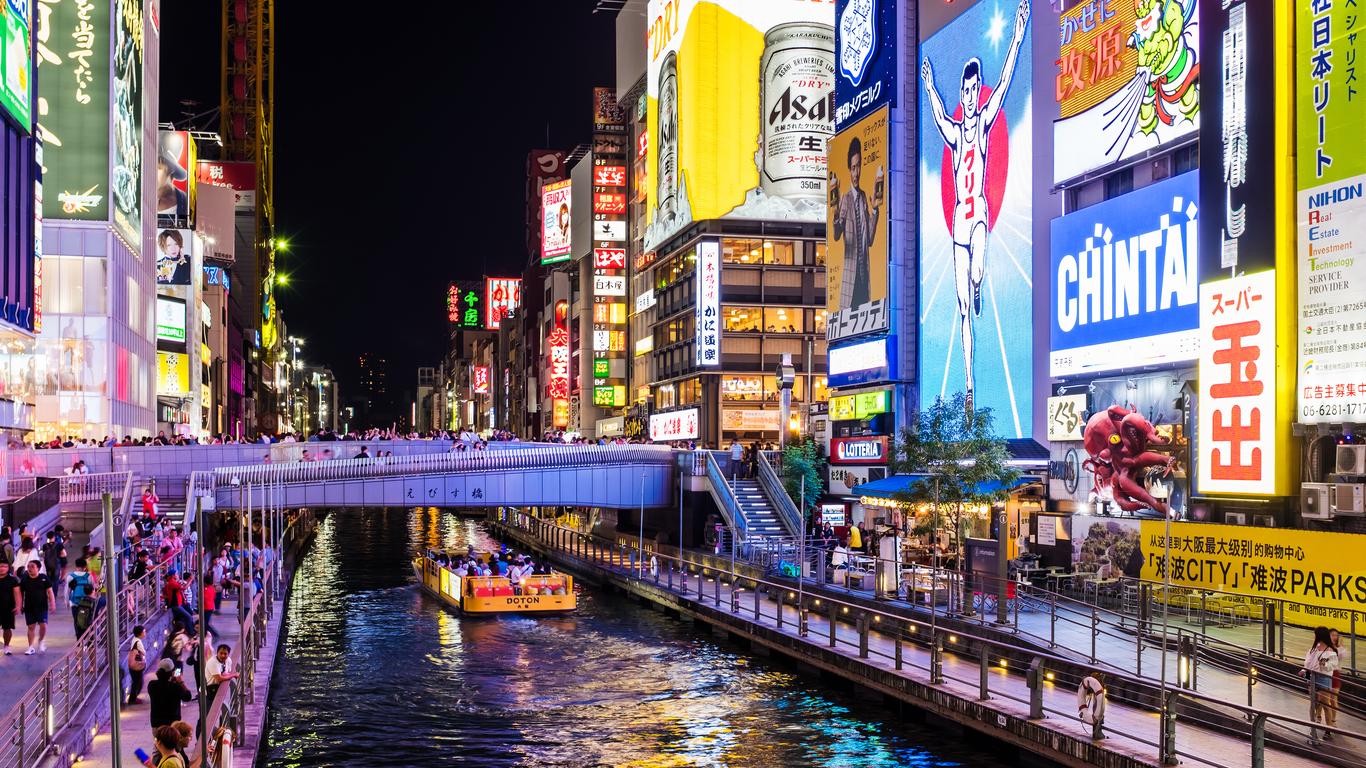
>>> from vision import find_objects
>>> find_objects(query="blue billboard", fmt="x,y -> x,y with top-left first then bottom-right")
1049,171 -> 1201,378
917,0 -> 1034,438
829,335 -> 896,388
835,0 -> 897,131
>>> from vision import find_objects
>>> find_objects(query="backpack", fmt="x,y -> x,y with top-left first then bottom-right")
68,572 -> 92,602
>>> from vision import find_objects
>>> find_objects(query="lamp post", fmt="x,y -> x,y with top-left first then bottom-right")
638,473 -> 646,578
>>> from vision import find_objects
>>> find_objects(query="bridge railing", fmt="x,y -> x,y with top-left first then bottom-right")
756,451 -> 802,537
56,471 -> 133,504
702,451 -> 747,541
210,444 -> 676,487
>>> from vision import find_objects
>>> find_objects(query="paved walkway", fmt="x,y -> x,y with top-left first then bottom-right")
0,589 -> 80,701
540,536 -> 1354,768
81,596 -> 244,767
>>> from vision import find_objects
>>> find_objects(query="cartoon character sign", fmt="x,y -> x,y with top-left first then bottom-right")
1131,0 -> 1200,135
918,0 -> 1033,436
1082,405 -> 1175,514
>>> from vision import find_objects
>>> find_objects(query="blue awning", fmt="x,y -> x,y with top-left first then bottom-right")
852,473 -> 1029,500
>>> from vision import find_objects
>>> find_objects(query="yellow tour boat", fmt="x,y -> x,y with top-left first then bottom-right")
412,551 -> 577,615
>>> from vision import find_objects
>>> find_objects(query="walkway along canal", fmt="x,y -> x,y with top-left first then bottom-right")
490,508 -> 1351,768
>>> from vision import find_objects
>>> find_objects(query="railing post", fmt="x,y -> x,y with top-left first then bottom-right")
731,584 -> 739,614
1050,591 -> 1057,648
895,632 -> 903,670
714,574 -> 721,606
776,591 -> 785,629
829,601 -> 838,648
1090,608 -> 1099,664
931,633 -> 944,684
858,614 -> 869,658
1160,690 -> 1178,764
799,605 -> 809,637
1250,713 -> 1266,768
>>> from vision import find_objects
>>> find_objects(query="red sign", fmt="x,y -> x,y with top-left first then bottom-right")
446,284 -> 460,323
594,248 -> 627,269
195,160 -> 256,212
637,131 -> 648,159
634,251 -> 657,271
594,165 -> 627,187
485,278 -> 522,330
473,366 -> 490,394
547,300 -> 571,401
831,436 -> 889,465
594,193 -> 627,214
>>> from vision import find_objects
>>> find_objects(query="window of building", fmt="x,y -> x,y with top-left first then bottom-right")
721,375 -> 764,401
763,307 -> 803,333
721,238 -> 799,266
722,306 -> 761,333
678,377 -> 702,405
1173,143 -> 1198,175
1104,168 -> 1134,200
764,240 -> 796,265
814,309 -> 828,334
814,242 -> 826,267
810,376 -> 828,402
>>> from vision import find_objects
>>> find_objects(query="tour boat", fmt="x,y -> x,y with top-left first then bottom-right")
412,552 -> 577,615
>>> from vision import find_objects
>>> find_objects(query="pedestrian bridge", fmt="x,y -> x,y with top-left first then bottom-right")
196,444 -> 677,511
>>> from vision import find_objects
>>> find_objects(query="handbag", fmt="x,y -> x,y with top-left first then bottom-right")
127,644 -> 146,672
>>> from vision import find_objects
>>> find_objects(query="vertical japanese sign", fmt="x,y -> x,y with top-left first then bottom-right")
1297,0 -> 1366,424
484,277 -> 521,330
111,0 -> 142,248
694,238 -> 719,366
472,366 -> 490,395
447,280 -> 483,329
37,0 -> 111,220
1198,270 -> 1276,495
1199,0 -> 1275,276
0,0 -> 33,129
1052,0 -> 1201,183
547,300 -> 570,428
540,179 -> 572,264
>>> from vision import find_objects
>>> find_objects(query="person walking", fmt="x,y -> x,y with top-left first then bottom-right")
201,575 -> 218,636
18,560 -> 54,654
127,625 -> 149,705
0,561 -> 19,655
142,485 -> 160,521
67,557 -> 96,638
1303,625 -> 1341,740
41,531 -> 66,593
147,659 -> 193,731
729,438 -> 744,479
747,441 -> 760,480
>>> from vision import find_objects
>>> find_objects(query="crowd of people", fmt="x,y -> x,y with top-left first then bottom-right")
428,546 -> 565,595
0,524 -> 113,654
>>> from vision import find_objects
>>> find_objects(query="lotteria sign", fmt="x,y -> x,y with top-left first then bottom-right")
1050,171 -> 1201,377
831,436 -> 889,465
650,408 -> 699,441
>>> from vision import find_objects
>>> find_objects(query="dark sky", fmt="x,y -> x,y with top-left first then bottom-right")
159,1 -> 618,402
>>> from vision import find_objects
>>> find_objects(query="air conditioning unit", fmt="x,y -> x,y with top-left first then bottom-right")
1334,483 -> 1366,515
1337,445 -> 1366,475
1302,483 -> 1335,520
1252,514 -> 1277,528
1224,512 -> 1248,525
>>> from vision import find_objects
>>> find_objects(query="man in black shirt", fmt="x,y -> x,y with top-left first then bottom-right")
0,561 -> 20,655
147,659 -> 193,730
19,561 -> 54,655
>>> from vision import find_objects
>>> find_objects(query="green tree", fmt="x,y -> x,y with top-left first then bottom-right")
890,393 -> 1019,609
781,439 -> 825,517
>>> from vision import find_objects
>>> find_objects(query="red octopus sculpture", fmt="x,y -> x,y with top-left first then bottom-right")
1081,405 -> 1175,515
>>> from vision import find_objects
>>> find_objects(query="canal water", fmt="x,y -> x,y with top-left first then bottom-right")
262,509 -> 1010,767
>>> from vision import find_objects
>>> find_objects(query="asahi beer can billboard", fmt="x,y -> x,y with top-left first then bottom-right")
646,0 -> 834,252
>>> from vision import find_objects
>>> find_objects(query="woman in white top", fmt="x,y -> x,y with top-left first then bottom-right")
1304,625 -> 1341,737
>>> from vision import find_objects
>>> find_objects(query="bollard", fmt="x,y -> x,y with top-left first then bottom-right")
979,645 -> 990,700
829,601 -> 838,648
731,586 -> 739,614
931,633 -> 945,684
800,607 -> 809,637
1160,690 -> 1178,764
668,561 -> 674,591
777,591 -> 785,629
895,633 -> 903,670
754,582 -> 761,618
714,575 -> 721,606
1026,658 -> 1045,719
858,615 -> 869,658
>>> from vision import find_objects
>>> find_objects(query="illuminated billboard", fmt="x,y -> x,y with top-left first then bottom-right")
155,229 -> 193,285
1297,0 -> 1366,424
448,280 -> 483,329
1052,0 -> 1201,184
826,105 -> 889,341
646,0 -> 835,251
650,408 -> 699,441
834,0 -> 896,131
0,0 -> 32,129
917,0 -> 1033,438
157,131 -> 196,221
694,238 -> 719,366
547,300 -> 571,402
829,335 -> 894,388
484,278 -> 521,330
1049,171 -> 1200,377
472,366 -> 490,395
196,160 -> 256,212
112,0 -> 143,247
541,179 -> 572,264
157,351 -> 190,396
38,0 -> 111,220
156,296 -> 186,343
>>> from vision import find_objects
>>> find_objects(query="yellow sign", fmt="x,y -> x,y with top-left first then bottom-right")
1139,520 -> 1366,629
157,351 -> 190,395
646,0 -> 834,251
829,394 -> 856,421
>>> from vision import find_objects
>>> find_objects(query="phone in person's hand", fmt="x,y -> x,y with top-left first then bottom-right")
134,747 -> 150,764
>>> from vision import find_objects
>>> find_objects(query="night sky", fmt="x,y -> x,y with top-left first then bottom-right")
159,2 -> 617,405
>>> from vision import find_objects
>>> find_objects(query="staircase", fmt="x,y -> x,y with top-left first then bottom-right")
730,480 -> 787,540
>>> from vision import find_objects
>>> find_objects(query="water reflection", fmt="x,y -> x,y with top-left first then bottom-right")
264,508 -> 996,767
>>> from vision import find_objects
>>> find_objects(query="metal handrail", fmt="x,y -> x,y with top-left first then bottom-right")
5,476 -> 37,499
702,451 -> 747,540
56,472 -> 133,503
211,444 -> 676,487
756,451 -> 802,536
502,510 -> 1366,768
0,546 -> 190,767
